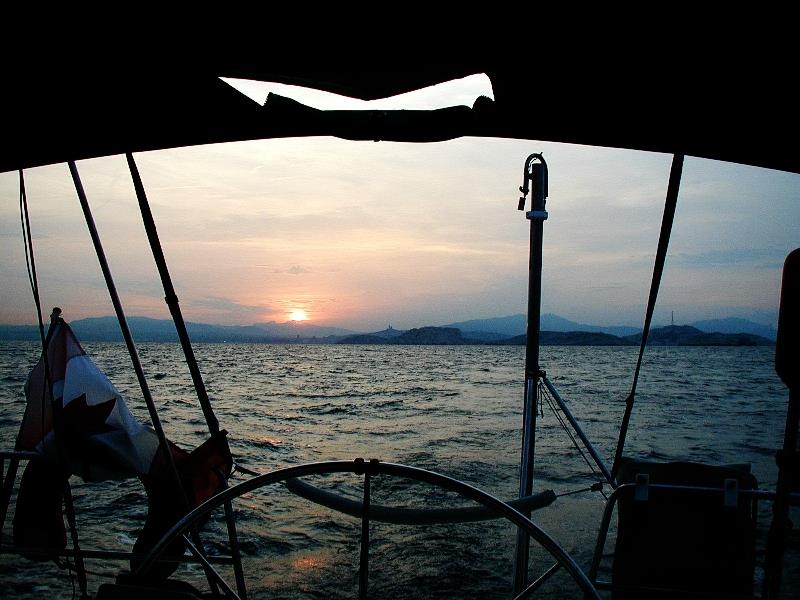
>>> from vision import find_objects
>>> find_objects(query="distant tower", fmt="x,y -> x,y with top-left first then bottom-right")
671,311 -> 674,326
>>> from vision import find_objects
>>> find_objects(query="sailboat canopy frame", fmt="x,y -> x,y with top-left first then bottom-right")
2,32 -> 798,599
3,38 -> 798,175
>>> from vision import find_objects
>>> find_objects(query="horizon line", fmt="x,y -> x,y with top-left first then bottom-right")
0,311 -> 777,332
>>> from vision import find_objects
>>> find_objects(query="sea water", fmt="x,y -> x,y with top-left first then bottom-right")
0,342 -> 794,598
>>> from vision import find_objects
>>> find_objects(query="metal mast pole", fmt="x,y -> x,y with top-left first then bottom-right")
125,152 -> 247,599
125,153 -> 219,436
125,153 -> 247,597
68,162 -> 180,483
512,154 -> 548,594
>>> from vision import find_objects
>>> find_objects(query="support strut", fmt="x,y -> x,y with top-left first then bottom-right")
512,153 -> 548,594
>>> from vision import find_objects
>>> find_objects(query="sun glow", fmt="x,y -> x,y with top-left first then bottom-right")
289,308 -> 309,322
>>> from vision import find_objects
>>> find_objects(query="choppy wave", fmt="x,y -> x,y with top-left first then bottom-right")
0,342 -> 792,598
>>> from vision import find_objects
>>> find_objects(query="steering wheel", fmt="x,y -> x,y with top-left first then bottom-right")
135,459 -> 600,599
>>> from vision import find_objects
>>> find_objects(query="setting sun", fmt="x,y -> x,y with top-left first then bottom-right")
289,309 -> 309,322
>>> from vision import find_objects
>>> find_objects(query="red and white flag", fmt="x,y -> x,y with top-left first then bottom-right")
14,315 -> 232,570
18,318 -> 159,481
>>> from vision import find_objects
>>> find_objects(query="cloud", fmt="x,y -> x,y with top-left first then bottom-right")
2,134 -> 797,329
271,265 -> 311,275
188,296 -> 270,316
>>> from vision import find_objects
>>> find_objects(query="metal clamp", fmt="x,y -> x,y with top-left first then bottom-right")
526,210 -> 549,221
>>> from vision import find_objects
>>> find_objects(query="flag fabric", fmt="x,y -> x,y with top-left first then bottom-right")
18,318 -> 159,481
13,316 -> 233,572
12,458 -> 68,560
133,432 -> 232,578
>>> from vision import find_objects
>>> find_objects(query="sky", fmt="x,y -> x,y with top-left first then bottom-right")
1,76 -> 798,332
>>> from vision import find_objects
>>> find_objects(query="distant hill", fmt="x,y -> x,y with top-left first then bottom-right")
339,327 -> 468,345
691,317 -> 777,341
623,325 -> 774,346
441,315 -> 525,337
369,326 -> 405,339
504,325 -> 773,347
539,314 -> 640,337
441,313 -> 639,337
503,331 -> 632,346
390,327 -> 465,345
0,316 -> 358,344
0,315 -> 777,346
623,325 -> 701,346
461,330 -> 515,343
541,331 -> 630,345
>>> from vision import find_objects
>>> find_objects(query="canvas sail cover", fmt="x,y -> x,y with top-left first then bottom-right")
17,318 -> 159,480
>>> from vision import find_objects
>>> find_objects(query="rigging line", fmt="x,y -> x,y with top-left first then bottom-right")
68,162 -> 173,453
540,385 -> 588,467
3,173 -> 63,544
556,483 -> 604,498
538,380 -> 609,502
541,386 -> 607,499
125,152 -> 220,436
19,171 -> 37,305
67,161 -> 186,501
126,153 -> 246,598
18,170 -> 53,441
545,393 -> 598,480
548,400 -> 608,500
542,388 -> 583,460
68,161 -> 221,593
611,153 -> 684,480
12,176 -> 62,580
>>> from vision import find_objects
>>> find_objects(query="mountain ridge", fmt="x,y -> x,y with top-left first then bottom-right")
0,313 -> 776,344
0,316 -> 358,343
440,314 -> 775,339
